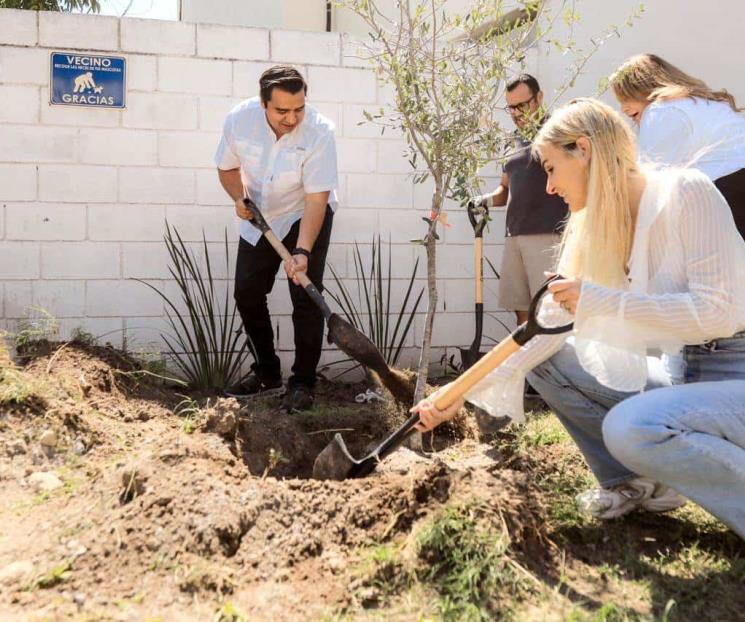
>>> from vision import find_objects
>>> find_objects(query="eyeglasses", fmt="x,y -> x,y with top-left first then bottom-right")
503,94 -> 537,114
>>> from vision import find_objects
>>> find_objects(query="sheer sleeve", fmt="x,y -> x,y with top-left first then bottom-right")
638,104 -> 693,169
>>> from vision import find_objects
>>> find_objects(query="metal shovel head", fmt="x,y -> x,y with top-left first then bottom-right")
459,347 -> 485,370
327,314 -> 387,370
313,433 -> 378,480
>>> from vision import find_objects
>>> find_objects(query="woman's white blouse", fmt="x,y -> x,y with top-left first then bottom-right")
466,168 -> 745,422
638,98 -> 745,181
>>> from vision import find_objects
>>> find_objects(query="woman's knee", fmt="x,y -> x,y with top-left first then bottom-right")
602,395 -> 666,470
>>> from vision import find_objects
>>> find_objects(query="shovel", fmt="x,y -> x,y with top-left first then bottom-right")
243,198 -> 415,404
459,200 -> 489,369
312,274 -> 574,480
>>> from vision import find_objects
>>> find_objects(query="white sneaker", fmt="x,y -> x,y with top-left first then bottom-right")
576,477 -> 687,519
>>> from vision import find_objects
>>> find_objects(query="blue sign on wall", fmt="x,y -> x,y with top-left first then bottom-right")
50,52 -> 126,109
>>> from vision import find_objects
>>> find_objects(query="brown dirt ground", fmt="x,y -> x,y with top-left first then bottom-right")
0,341 -> 552,621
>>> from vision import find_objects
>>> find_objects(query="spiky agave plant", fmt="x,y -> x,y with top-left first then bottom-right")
326,236 -> 423,371
136,224 -> 254,391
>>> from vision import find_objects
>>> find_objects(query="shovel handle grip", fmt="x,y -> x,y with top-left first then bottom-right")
433,333 -> 521,411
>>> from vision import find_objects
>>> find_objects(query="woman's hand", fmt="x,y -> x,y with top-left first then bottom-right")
548,278 -> 582,314
410,388 -> 464,433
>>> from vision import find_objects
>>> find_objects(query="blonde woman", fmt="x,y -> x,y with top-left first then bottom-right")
611,53 -> 745,239
412,98 -> 745,538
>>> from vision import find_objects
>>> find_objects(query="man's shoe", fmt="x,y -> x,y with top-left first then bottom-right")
576,477 -> 687,520
224,374 -> 283,399
281,385 -> 314,413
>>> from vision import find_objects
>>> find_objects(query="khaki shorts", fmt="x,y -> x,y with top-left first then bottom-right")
498,233 -> 560,311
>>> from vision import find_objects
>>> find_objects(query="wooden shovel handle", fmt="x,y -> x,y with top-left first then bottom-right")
261,228 -> 313,289
433,333 -> 521,411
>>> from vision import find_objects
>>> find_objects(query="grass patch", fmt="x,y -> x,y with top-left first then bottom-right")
351,500 -> 535,621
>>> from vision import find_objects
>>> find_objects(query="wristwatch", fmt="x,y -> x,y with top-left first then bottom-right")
291,247 -> 312,258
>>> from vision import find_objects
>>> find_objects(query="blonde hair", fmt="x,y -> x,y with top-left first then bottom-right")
610,53 -> 741,111
533,98 -> 639,288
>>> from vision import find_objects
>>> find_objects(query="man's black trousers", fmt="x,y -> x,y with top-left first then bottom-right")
234,206 -> 334,389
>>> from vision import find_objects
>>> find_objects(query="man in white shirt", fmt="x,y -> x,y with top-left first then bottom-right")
214,65 -> 339,412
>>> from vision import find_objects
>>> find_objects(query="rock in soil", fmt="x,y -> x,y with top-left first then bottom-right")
28,471 -> 63,492
39,428 -> 58,448
0,560 -> 34,587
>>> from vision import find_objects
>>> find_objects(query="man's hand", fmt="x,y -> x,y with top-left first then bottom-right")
284,254 -> 308,285
235,198 -> 253,220
411,384 -> 464,433
469,194 -> 491,209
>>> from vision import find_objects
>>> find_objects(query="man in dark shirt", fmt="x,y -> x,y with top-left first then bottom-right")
473,74 -> 568,324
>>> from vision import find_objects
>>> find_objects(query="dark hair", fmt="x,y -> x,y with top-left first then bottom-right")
506,73 -> 541,97
259,65 -> 307,104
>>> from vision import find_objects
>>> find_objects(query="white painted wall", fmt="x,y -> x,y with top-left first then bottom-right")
0,8 -> 508,377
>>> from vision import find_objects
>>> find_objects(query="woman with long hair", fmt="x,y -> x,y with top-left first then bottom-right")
610,53 -> 745,239
412,98 -> 745,538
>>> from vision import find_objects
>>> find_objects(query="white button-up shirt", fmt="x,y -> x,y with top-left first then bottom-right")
214,97 -> 338,245
466,168 -> 745,422
638,97 -> 745,181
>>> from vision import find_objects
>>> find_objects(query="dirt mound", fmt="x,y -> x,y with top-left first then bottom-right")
0,340 -> 552,621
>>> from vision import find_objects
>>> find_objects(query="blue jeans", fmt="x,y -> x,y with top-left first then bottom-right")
528,335 -> 745,539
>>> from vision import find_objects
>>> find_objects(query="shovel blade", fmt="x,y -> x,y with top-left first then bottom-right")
459,347 -> 485,370
312,433 -> 359,481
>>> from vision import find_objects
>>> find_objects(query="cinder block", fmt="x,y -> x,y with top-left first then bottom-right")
342,104 -> 388,139
336,138 -> 377,174
119,167 -> 195,204
121,18 -> 194,55
79,129 -> 158,166
123,316 -> 169,351
122,242 -> 171,279
197,24 -> 269,60
41,242 -> 120,279
308,66 -> 376,103
158,56 -> 232,95
0,164 -> 36,200
377,141 -> 413,175
443,209 -> 506,244
5,203 -> 86,241
340,33 -> 375,69
39,165 -> 117,203
0,85 -> 39,123
309,102 -> 341,131
86,279 -> 164,317
32,280 -> 85,317
158,131 -> 220,168
164,205 -> 236,242
41,88 -> 120,127
0,46 -> 48,85
196,169 -> 230,205
271,30 -> 340,66
329,208 -> 378,243
378,209 -> 432,243
3,281 -> 33,318
88,204 -> 166,241
126,54 -> 157,91
324,243 -> 348,279
425,311 -> 477,347
0,126 -> 77,164
198,95 -> 241,131
0,242 -> 39,279
39,12 -> 118,51
0,8 -> 37,46
353,242 -> 417,279
345,173 -> 413,209
232,61 -> 274,98
123,92 -> 198,130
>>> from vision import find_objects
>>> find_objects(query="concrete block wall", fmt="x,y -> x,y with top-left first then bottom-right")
0,8 -> 513,375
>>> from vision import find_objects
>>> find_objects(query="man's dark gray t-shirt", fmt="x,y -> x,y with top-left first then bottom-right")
503,137 -> 568,236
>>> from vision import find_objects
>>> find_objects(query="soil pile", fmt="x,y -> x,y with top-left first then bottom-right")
0,340 -> 550,621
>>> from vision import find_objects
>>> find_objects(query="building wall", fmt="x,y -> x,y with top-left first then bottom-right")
0,8 -> 508,376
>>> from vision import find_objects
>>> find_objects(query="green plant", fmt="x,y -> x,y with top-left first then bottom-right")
213,602 -> 249,622
14,307 -> 59,356
416,501 -> 527,620
0,0 -> 100,11
136,224 -> 255,391
326,236 -> 423,370
26,560 -> 73,591
174,394 -> 204,434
